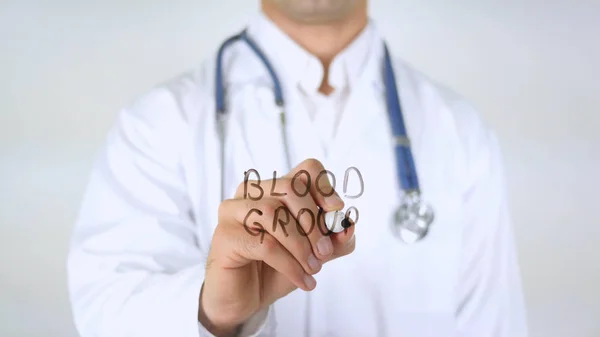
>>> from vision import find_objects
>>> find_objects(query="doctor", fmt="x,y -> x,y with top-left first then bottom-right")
67,0 -> 528,336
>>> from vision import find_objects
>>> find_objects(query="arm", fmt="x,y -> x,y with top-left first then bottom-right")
454,118 -> 529,336
66,85 -> 268,337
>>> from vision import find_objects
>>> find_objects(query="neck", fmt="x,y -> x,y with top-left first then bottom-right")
261,1 -> 368,94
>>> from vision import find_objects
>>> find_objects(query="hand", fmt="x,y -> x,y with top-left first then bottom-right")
198,159 -> 357,335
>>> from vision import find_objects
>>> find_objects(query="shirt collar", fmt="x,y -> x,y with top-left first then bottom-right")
246,12 -> 377,94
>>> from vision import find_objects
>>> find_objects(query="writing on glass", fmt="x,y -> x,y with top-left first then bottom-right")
241,168 -> 364,243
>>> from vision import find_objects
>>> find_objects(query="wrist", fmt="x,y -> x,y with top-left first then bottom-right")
198,282 -> 243,336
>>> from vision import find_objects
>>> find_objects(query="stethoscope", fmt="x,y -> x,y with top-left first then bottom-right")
215,29 -> 434,244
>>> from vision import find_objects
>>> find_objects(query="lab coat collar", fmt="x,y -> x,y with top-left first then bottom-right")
240,13 -> 401,167
246,12 -> 378,94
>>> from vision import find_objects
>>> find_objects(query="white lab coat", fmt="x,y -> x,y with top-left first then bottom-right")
67,16 -> 528,337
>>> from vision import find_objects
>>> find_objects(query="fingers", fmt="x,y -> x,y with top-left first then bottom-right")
219,198 -> 323,276
212,220 -> 317,292
285,158 -> 344,211
233,175 -> 339,261
239,159 -> 345,260
227,158 -> 356,267
266,177 -> 336,261
282,162 -> 342,260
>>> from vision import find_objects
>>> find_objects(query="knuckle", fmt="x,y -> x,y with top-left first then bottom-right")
278,178 -> 295,196
260,200 -> 279,219
279,177 -> 293,185
290,239 -> 308,256
235,182 -> 245,196
303,158 -> 323,171
296,221 -> 312,237
217,200 -> 231,218
235,180 -> 258,198
298,209 -> 315,224
291,177 -> 307,191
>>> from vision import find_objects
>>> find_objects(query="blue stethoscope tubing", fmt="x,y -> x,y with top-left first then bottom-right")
214,29 -> 434,244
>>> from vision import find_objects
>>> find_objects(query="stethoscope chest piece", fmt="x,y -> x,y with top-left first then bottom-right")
392,191 -> 435,244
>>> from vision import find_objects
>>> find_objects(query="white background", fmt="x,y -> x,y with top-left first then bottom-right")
1,1 -> 599,336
